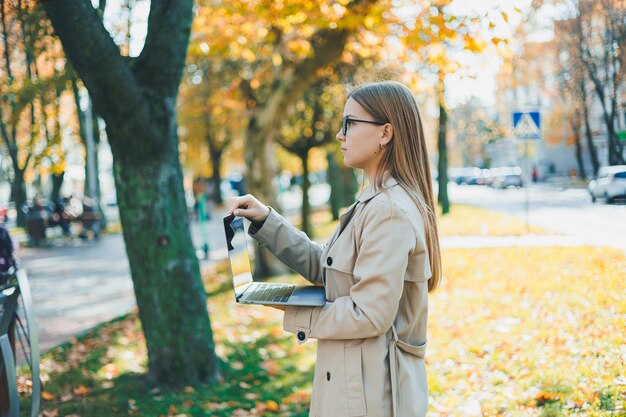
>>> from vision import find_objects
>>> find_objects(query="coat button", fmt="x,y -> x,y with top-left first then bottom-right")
297,331 -> 306,341
326,257 -> 333,266
326,371 -> 331,381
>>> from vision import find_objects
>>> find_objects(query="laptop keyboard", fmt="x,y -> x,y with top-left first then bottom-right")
246,283 -> 295,303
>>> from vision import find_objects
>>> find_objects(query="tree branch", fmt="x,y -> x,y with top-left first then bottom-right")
132,0 -> 194,97
42,0 -> 151,141
257,0 -> 378,135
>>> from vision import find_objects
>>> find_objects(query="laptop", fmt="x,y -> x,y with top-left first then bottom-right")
223,214 -> 326,306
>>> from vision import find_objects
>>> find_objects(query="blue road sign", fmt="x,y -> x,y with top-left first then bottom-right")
513,111 -> 541,139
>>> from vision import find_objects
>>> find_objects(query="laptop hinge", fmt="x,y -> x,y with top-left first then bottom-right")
235,283 -> 252,302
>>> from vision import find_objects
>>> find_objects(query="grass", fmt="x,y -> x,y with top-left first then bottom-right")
436,205 -> 547,236
18,246 -> 625,417
295,204 -> 548,239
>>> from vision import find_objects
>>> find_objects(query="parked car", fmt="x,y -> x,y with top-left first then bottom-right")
489,167 -> 523,189
588,165 -> 626,203
452,167 -> 482,185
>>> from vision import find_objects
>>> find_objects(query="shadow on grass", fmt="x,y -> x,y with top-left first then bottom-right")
20,315 -> 314,417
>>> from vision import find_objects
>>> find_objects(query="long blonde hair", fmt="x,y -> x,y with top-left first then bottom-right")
348,81 -> 442,292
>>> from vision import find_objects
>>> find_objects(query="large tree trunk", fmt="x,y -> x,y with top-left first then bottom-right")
44,0 -> 219,386
111,115 -> 219,384
436,79 -> 450,214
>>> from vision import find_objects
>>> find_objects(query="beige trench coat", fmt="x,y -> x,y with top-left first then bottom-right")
250,177 -> 431,417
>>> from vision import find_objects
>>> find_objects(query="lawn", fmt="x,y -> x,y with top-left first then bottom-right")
304,204 -> 547,239
19,246 -> 625,417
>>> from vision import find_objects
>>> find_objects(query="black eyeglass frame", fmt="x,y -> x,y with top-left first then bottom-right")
341,116 -> 387,136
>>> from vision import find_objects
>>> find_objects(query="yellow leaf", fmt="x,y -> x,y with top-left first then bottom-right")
72,385 -> 89,396
101,363 -> 119,379
501,11 -> 509,22
266,400 -> 280,412
42,390 -> 56,401
183,386 -> 195,393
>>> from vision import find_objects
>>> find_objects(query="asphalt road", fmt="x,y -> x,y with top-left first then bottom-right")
447,182 -> 626,249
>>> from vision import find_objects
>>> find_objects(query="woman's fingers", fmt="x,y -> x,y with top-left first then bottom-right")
233,207 -> 254,218
227,195 -> 252,214
226,195 -> 269,222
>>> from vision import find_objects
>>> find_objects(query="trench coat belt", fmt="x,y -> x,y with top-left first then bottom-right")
388,325 -> 427,417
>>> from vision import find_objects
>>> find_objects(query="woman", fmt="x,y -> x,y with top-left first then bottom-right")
228,80 -> 441,417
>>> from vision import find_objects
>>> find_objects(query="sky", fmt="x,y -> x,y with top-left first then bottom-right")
443,0 -> 534,108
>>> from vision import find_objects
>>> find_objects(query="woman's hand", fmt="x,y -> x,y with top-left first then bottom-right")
227,194 -> 271,223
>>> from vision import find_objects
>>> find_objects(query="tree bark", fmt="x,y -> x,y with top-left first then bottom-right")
70,78 -> 107,227
300,148 -> 311,238
11,167 -> 27,227
341,164 -> 358,207
50,172 -> 64,202
571,120 -> 586,179
209,147 -> 223,205
327,152 -> 342,220
436,79 -> 450,214
580,80 -> 600,176
243,0 -> 377,207
44,0 -> 219,385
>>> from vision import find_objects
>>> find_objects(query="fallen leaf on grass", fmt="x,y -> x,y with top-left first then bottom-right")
101,363 -> 119,379
40,409 -> 59,417
42,390 -> 55,401
72,385 -> 89,396
261,359 -> 280,375
265,400 -> 280,412
59,393 -> 73,402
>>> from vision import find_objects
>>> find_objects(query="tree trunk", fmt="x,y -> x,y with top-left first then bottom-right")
587,67 -> 624,165
209,148 -> 223,205
341,165 -> 358,207
245,124 -> 285,278
436,79 -> 450,215
71,80 -> 108,229
110,110 -> 219,384
327,152 -> 342,220
580,80 -> 599,176
572,124 -> 586,179
51,173 -> 64,202
300,148 -> 311,238
11,167 -> 27,228
44,0 -> 219,386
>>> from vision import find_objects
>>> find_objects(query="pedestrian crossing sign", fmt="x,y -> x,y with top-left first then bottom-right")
513,111 -> 541,140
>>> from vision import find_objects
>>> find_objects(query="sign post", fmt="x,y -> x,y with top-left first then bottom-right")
513,111 -> 541,233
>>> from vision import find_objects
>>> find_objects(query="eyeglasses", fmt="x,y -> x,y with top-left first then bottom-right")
341,116 -> 386,136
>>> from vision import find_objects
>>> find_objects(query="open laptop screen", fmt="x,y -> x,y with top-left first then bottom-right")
223,215 -> 254,299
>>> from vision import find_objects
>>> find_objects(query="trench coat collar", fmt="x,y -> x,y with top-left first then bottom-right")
357,176 -> 399,203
